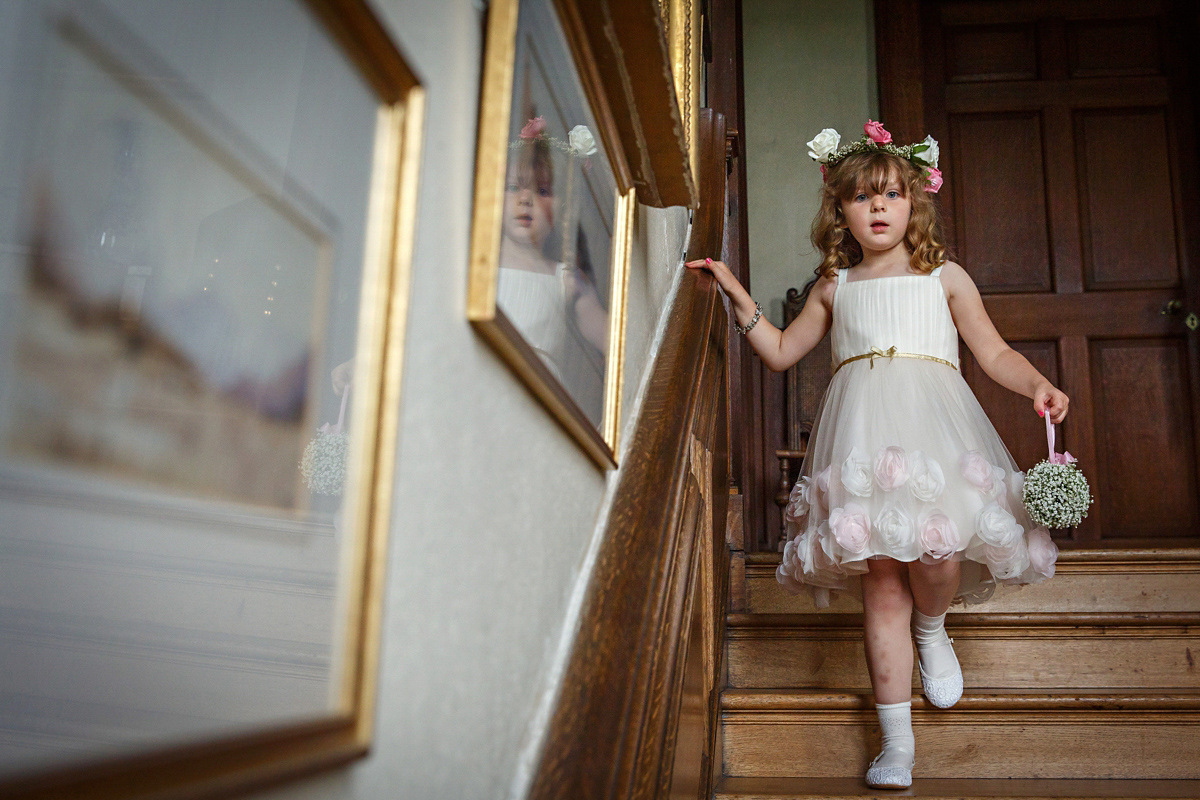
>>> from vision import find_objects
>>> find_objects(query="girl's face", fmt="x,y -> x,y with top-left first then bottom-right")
503,162 -> 554,248
840,175 -> 911,256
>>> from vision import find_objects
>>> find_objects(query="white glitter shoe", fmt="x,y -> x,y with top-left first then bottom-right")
865,747 -> 914,789
918,637 -> 963,709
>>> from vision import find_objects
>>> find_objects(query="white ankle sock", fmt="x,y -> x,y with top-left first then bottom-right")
874,700 -> 915,767
913,609 -> 958,678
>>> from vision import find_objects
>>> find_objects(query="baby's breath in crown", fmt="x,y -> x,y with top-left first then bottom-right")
807,120 -> 943,193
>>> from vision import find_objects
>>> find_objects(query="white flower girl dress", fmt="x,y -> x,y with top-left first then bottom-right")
777,265 -> 1059,607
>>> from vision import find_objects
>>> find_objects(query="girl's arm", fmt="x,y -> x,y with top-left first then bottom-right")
940,261 -> 1069,423
685,258 -> 834,372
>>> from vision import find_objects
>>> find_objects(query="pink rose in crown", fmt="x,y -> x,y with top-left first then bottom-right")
924,167 -> 944,193
873,446 -> 911,492
829,503 -> 871,554
820,164 -> 828,180
520,116 -> 546,139
918,509 -> 960,559
1026,527 -> 1059,579
864,119 -> 892,144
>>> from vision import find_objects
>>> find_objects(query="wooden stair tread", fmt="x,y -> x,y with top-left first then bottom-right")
722,688 -> 1200,712
715,776 -> 1200,799
727,612 -> 1200,629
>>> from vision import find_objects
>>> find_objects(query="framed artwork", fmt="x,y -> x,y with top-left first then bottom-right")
468,0 -> 636,468
0,0 -> 422,796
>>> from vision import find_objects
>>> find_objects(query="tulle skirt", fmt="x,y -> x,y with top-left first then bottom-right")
776,357 -> 1059,608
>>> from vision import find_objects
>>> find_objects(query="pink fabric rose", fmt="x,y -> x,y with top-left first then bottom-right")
960,451 -> 1002,495
829,503 -> 871,554
520,116 -> 546,139
924,167 -> 943,193
815,465 -> 832,509
874,446 -> 911,492
864,119 -> 892,144
1026,527 -> 1059,579
918,509 -> 960,559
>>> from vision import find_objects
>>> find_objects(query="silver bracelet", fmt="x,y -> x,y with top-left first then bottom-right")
733,302 -> 763,335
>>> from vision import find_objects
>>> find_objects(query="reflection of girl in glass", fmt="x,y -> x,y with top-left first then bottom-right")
496,118 -> 607,383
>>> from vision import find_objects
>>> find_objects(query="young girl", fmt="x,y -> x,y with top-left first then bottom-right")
687,121 -> 1068,790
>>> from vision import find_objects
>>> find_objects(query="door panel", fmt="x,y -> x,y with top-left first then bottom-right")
901,0 -> 1200,545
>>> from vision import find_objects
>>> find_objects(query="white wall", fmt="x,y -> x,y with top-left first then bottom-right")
249,1 -> 690,798
743,0 -> 877,326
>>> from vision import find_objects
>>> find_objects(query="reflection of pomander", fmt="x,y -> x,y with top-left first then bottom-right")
496,264 -> 572,382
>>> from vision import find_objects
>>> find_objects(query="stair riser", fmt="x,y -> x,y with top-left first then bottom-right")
727,633 -> 1200,690
745,567 -> 1200,615
723,714 -> 1200,779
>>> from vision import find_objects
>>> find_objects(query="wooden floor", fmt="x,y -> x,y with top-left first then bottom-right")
715,776 -> 1200,799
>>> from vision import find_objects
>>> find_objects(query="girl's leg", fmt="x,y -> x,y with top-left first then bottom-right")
860,558 -> 916,788
860,557 -> 914,704
907,558 -> 963,709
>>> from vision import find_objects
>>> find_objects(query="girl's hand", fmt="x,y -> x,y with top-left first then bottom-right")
1034,382 -> 1069,424
685,257 -> 728,276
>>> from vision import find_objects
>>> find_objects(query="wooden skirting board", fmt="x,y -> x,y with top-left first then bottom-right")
714,776 -> 1200,799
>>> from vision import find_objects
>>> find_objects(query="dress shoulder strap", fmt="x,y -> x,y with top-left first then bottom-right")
837,268 -> 847,284
930,264 -> 944,277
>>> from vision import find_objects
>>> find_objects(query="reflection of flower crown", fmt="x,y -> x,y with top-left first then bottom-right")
508,116 -> 599,158
807,120 -> 943,193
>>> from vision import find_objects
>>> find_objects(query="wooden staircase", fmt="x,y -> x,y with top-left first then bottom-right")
714,550 -> 1200,798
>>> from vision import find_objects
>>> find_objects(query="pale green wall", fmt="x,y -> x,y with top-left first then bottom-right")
743,0 -> 878,326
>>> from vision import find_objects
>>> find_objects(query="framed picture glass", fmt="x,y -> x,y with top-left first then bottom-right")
468,0 -> 635,468
0,0 -> 422,795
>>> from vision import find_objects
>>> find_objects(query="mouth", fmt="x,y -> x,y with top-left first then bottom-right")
870,222 -> 889,232
516,214 -> 533,227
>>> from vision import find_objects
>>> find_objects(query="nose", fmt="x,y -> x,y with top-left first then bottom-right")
871,194 -> 886,212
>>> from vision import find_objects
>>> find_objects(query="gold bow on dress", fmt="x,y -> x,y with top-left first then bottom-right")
832,345 -> 958,376
867,345 -> 898,368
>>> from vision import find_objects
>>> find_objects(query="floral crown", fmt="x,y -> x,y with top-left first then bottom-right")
807,120 -> 943,193
509,116 -> 598,159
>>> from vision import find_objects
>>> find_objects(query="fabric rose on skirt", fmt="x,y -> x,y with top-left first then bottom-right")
918,509 -> 960,559
841,449 -> 874,497
830,504 -> 872,554
874,446 -> 911,492
786,476 -> 813,522
1026,527 -> 1059,579
986,541 -> 1031,581
961,451 -> 1004,497
908,451 -> 945,502
976,501 -> 1023,548
874,503 -> 916,550
815,466 -> 832,509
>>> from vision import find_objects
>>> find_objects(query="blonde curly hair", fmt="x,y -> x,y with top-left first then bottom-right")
810,150 -> 947,278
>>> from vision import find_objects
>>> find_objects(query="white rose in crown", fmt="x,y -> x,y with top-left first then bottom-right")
914,134 -> 940,169
806,128 -> 841,163
841,448 -> 874,497
976,501 -> 1023,548
568,125 -> 597,156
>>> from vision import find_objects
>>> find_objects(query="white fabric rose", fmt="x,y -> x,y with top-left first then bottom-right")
874,503 -> 915,550
918,508 -> 960,559
1026,527 -> 1059,579
829,503 -> 871,554
919,134 -> 940,168
960,451 -> 1004,496
786,476 -> 813,522
908,451 -> 946,502
568,124 -> 598,156
874,446 -> 911,492
841,448 -> 874,497
986,541 -> 1031,581
816,466 -> 832,507
806,128 -> 841,163
976,501 -> 1023,548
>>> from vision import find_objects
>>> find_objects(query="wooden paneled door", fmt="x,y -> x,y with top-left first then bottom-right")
879,0 -> 1200,546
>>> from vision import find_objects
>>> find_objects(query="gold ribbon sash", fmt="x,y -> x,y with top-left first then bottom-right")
833,345 -> 958,376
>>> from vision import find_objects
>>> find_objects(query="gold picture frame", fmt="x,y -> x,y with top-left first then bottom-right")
0,0 -> 422,796
468,0 -> 637,468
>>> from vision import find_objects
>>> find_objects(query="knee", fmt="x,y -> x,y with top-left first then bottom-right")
910,557 -> 961,586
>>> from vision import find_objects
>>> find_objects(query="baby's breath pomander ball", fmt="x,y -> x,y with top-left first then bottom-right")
300,430 -> 349,496
1022,459 -> 1092,529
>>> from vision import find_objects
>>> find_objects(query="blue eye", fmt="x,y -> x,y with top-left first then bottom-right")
887,190 -> 900,199
538,187 -> 552,197
506,182 -> 520,193
855,193 -> 867,202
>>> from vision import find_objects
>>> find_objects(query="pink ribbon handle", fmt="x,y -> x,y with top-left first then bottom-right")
1045,412 -> 1076,466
